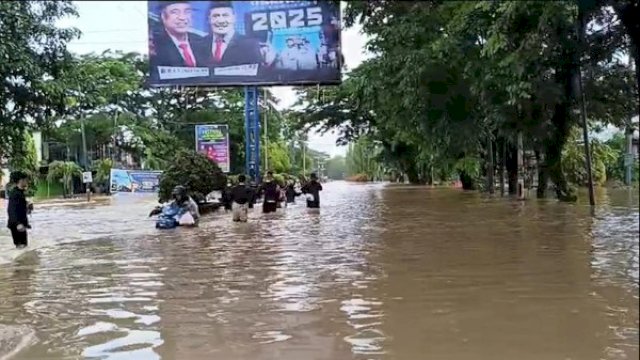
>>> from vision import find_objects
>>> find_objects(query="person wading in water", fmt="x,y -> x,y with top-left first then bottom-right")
220,181 -> 233,212
285,179 -> 301,205
259,171 -> 280,214
301,173 -> 323,209
229,174 -> 254,222
6,171 -> 32,249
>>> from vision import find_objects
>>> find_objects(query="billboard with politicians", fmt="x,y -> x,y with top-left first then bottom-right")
147,0 -> 342,87
195,124 -> 230,173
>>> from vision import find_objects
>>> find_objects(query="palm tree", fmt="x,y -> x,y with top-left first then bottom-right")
93,158 -> 113,193
47,161 -> 82,198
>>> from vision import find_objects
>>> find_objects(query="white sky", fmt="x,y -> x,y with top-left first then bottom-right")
57,1 -> 370,157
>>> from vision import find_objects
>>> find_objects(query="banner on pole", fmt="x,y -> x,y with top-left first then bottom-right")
195,124 -> 230,173
147,0 -> 342,87
110,169 -> 163,193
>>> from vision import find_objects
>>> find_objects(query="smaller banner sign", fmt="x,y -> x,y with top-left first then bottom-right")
195,124 -> 230,173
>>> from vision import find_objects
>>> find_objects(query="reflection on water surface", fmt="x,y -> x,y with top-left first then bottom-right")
0,183 -> 637,359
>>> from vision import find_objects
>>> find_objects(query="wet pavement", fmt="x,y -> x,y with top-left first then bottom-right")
0,182 -> 638,359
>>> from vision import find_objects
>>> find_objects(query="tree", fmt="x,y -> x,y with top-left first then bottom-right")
0,1 -> 79,158
8,131 -> 39,196
158,150 -> 226,203
345,137 -> 382,181
264,141 -> 291,174
9,131 -> 39,178
93,158 -> 113,190
290,1 -> 636,200
325,156 -> 347,180
47,160 -> 82,197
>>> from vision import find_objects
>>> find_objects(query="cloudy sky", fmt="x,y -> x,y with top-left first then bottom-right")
57,1 -> 370,157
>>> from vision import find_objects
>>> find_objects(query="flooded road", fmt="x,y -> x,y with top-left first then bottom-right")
0,182 -> 638,360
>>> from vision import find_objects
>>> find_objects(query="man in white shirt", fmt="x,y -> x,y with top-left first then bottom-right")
297,38 -> 319,70
277,37 -> 301,70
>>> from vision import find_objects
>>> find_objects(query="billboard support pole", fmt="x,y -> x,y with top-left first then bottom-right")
244,86 -> 261,183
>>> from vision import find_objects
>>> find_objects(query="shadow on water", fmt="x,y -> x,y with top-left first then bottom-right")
0,182 -> 637,360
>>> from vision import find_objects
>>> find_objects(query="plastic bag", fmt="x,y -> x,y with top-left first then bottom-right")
305,193 -> 315,202
178,212 -> 195,226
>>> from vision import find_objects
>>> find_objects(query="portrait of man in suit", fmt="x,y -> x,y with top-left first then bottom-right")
150,0 -> 207,68
202,1 -> 274,68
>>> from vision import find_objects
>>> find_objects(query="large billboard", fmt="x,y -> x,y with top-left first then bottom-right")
110,169 -> 163,193
195,124 -> 230,173
147,0 -> 342,87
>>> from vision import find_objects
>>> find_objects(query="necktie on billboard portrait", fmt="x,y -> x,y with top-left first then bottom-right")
178,43 -> 195,67
213,38 -> 224,63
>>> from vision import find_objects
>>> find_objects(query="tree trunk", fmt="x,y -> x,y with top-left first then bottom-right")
460,171 -> 476,190
426,164 -> 434,185
499,138 -> 505,196
506,142 -> 518,195
543,42 -> 580,202
535,149 -> 549,198
406,167 -> 421,184
545,100 -> 576,201
486,136 -> 495,194
613,3 -> 639,123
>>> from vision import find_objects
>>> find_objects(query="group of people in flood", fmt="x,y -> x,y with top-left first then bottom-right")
221,171 -> 323,222
4,170 -> 323,248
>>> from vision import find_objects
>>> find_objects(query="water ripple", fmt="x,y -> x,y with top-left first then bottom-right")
0,184 -> 637,359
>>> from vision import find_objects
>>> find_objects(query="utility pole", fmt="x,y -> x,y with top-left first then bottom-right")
302,142 -> 306,175
81,116 -> 88,170
624,118 -> 634,186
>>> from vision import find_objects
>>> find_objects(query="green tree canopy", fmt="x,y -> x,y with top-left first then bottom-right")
0,1 -> 79,157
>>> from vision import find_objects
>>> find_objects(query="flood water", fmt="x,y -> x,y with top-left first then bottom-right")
0,182 -> 638,360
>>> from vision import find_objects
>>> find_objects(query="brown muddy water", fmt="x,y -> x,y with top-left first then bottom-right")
0,182 -> 638,360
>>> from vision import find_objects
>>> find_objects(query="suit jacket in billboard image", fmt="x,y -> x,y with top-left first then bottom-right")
151,29 -> 209,68
201,33 -> 263,68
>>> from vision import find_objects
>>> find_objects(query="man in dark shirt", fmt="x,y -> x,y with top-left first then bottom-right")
259,171 -> 280,214
7,171 -> 31,249
220,181 -> 233,212
301,173 -> 323,209
230,175 -> 254,222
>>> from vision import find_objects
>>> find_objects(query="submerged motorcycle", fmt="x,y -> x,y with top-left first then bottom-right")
149,186 -> 198,229
149,203 -> 190,229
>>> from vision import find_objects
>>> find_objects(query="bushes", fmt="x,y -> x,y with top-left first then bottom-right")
346,173 -> 370,182
47,161 -> 82,198
158,150 -> 226,203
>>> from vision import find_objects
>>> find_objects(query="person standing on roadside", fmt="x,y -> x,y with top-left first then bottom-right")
301,172 -> 323,209
7,171 -> 31,249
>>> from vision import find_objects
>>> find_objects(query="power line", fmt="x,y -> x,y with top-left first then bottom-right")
72,40 -> 147,45
81,29 -> 141,34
